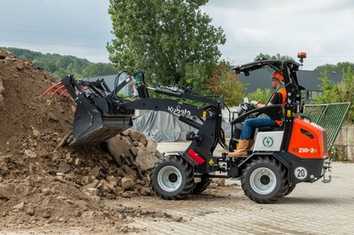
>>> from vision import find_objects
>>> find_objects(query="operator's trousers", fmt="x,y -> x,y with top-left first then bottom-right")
240,116 -> 275,139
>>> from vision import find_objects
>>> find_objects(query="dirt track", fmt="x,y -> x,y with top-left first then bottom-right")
2,162 -> 354,235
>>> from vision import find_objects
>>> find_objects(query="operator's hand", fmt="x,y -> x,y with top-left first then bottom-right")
222,152 -> 229,157
250,100 -> 258,105
250,100 -> 264,108
256,102 -> 265,108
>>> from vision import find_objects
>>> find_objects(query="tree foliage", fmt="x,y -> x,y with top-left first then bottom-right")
247,88 -> 273,104
4,47 -> 117,79
315,62 -> 354,74
254,53 -> 294,62
206,63 -> 245,106
108,0 -> 225,88
315,67 -> 354,122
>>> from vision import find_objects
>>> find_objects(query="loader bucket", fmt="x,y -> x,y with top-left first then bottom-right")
50,74 -> 136,146
70,99 -> 132,146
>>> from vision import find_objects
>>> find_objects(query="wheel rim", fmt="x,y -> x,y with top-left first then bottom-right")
157,165 -> 183,192
249,167 -> 277,195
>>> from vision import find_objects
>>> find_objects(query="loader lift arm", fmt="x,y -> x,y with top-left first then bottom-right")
60,72 -> 226,165
114,73 -> 226,164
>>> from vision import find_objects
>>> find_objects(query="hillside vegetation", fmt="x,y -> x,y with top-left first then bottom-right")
3,47 -> 118,79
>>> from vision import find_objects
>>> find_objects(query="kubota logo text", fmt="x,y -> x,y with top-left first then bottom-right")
167,106 -> 191,116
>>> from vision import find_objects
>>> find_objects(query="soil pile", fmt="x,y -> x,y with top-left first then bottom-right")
0,49 -> 159,230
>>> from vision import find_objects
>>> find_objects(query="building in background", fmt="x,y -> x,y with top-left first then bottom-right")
239,68 -> 342,101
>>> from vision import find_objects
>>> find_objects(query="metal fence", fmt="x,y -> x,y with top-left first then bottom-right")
303,102 -> 351,150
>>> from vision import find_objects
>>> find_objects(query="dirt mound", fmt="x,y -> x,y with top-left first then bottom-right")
0,49 -> 159,231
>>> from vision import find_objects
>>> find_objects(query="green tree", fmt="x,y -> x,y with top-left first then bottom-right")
3,47 -> 118,79
315,62 -> 354,74
206,63 -> 245,106
248,88 -> 273,104
108,0 -> 225,88
254,53 -> 294,62
315,67 -> 354,122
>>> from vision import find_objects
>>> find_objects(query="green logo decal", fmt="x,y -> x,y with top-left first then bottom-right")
263,136 -> 274,148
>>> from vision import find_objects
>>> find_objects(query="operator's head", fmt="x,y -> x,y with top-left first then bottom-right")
272,71 -> 284,89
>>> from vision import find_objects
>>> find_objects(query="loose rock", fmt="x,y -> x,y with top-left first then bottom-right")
0,49 -> 160,229
121,177 -> 135,191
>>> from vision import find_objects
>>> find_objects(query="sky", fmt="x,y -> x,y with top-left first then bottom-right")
1,0 -> 353,69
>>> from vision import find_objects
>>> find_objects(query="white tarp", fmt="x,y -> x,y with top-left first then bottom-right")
133,110 -> 231,142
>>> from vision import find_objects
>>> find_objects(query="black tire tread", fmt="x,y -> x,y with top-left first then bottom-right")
151,155 -> 194,200
241,156 -> 287,204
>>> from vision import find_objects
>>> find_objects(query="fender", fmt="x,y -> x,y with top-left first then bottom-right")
163,151 -> 197,167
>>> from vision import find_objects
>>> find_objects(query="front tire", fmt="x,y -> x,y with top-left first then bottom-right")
151,155 -> 194,200
241,157 -> 287,203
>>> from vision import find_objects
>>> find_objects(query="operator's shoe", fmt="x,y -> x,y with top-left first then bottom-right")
228,140 -> 250,158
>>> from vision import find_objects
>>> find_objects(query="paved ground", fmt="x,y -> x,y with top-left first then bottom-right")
111,142 -> 354,235
115,162 -> 354,235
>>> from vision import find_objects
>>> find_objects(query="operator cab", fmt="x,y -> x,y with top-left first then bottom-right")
229,57 -> 306,154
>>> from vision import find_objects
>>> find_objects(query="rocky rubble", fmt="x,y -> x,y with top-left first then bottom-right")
108,130 -> 160,172
0,49 -> 160,230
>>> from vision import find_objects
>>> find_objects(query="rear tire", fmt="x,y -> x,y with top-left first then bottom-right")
241,157 -> 287,203
151,155 -> 194,200
192,175 -> 211,194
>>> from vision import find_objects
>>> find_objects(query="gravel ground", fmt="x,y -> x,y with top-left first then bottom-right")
2,142 -> 354,235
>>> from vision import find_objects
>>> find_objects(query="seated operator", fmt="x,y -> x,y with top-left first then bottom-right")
226,71 -> 287,157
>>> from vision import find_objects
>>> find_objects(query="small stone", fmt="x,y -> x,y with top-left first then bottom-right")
48,112 -> 59,122
41,188 -> 52,195
129,147 -> 138,157
55,175 -> 65,182
114,186 -> 123,195
1,211 -> 8,217
121,177 -> 135,191
32,127 -> 40,137
138,187 -> 151,196
106,176 -> 118,187
25,207 -> 35,216
24,149 -> 37,158
16,63 -> 24,71
13,202 -> 25,211
41,209 -> 51,219
0,183 -> 13,200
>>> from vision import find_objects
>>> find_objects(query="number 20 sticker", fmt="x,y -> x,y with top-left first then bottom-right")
294,167 -> 308,180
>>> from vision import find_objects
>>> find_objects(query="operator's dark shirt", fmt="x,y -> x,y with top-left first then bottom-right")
267,92 -> 283,121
